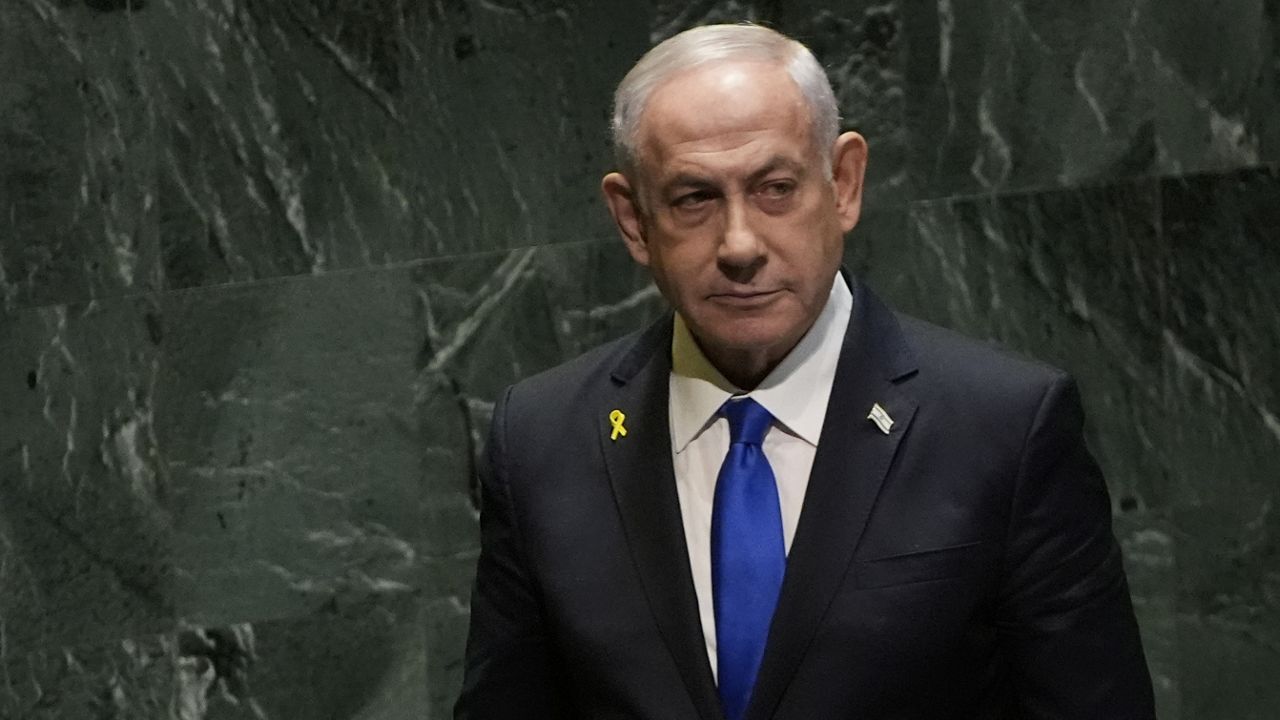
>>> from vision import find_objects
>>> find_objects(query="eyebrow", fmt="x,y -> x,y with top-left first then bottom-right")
662,174 -> 716,192
749,155 -> 808,182
659,155 -> 809,194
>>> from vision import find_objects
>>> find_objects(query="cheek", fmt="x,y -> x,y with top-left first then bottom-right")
648,231 -> 715,279
804,203 -> 847,257
777,217 -> 842,267
643,249 -> 691,305
651,257 -> 702,303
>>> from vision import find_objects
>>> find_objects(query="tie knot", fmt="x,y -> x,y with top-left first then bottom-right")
721,397 -> 773,446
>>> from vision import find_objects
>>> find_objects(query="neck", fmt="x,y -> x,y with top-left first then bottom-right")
698,339 -> 795,391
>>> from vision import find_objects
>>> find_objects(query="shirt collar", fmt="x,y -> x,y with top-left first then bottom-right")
669,275 -> 853,453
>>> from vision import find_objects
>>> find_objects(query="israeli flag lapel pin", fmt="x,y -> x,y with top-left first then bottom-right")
867,403 -> 894,435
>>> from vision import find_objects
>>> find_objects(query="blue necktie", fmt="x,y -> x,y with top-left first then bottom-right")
712,397 -> 785,720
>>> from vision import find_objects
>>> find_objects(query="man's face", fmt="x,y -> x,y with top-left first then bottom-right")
603,61 -> 866,372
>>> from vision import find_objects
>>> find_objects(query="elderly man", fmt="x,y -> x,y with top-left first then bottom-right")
456,23 -> 1155,720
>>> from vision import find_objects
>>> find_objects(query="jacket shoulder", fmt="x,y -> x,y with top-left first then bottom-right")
891,313 -> 1079,447
895,313 -> 1069,393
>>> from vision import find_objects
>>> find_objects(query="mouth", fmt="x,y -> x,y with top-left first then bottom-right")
707,289 -> 784,308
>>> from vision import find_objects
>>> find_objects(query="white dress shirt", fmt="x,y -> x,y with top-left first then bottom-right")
668,275 -> 853,679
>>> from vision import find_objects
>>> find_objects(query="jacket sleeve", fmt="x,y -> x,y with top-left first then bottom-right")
997,374 -> 1157,719
454,386 -> 572,719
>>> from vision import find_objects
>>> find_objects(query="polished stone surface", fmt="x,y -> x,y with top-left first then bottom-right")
0,240 -> 658,718
2,1 -> 1277,718
1,0 -> 647,309
904,0 -> 1280,198
0,295 -> 172,655
0,596 -> 427,720
1161,166 -> 1280,720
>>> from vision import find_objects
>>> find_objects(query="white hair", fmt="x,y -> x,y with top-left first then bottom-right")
610,23 -> 840,176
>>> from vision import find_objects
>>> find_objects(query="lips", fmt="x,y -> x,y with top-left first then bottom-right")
707,289 -> 783,306
708,287 -> 781,298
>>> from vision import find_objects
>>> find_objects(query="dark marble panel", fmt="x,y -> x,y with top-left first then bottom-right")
843,205 -> 910,299
147,237 -> 658,713
0,297 -> 173,657
157,235 -> 655,611
0,595 -> 428,719
0,630 -> 175,719
1161,166 -> 1280,720
1,236 -> 657,716
653,1 -> 782,41
195,595 -> 429,720
904,0 -> 1158,197
158,265 -> 431,629
902,180 -> 1180,716
1138,0 -> 1280,176
2,0 -> 650,306
0,2 -> 164,312
903,0 -> 1280,199
414,2 -> 651,253
151,0 -> 645,289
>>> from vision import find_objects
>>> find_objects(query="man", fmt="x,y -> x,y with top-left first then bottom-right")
456,23 -> 1155,720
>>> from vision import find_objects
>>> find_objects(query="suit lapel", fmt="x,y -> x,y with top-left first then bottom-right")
746,278 -> 920,720
597,314 -> 724,720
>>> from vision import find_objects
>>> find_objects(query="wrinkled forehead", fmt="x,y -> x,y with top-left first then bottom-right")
633,60 -> 814,167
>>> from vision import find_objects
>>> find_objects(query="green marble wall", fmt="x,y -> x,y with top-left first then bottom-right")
1,1 -> 1276,718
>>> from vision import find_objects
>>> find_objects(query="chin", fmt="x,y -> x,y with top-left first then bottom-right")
694,313 -> 800,356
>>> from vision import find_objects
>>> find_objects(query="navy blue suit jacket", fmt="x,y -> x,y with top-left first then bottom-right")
456,277 -> 1155,719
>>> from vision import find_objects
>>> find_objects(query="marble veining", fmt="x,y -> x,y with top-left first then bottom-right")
904,0 -> 1280,199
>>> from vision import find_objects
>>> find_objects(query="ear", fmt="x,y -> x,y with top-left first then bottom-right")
601,172 -> 651,267
830,131 -> 868,233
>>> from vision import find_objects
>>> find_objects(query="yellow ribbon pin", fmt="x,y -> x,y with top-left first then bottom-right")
609,409 -> 628,441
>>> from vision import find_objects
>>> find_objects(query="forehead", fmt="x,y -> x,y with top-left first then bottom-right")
635,61 -> 814,175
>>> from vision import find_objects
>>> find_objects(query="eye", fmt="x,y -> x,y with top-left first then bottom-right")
759,180 -> 796,199
673,190 -> 716,209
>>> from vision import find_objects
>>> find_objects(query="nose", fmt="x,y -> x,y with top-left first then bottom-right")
717,196 -> 765,271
